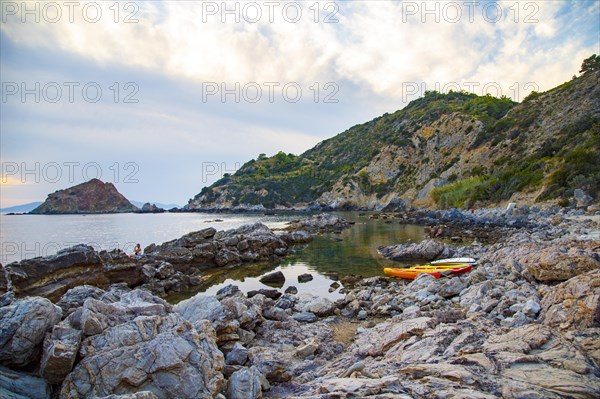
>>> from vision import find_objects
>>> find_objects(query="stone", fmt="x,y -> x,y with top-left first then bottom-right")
259,271 -> 285,285
247,289 -> 281,300
523,299 -> 541,317
438,276 -> 468,298
378,239 -> 445,261
247,346 -> 293,382
297,273 -> 313,283
541,269 -> 600,330
0,296 -> 62,367
56,285 -> 106,317
216,284 -> 241,300
294,293 -> 335,316
40,325 -> 82,384
295,339 -> 319,358
0,365 -> 52,399
227,366 -> 263,399
353,317 -> 435,356
226,342 -> 249,366
283,214 -> 352,234
155,262 -> 175,279
521,247 -> 600,282
60,314 -> 224,399
284,286 -> 298,294
292,312 -> 318,323
6,245 -> 105,302
95,392 -> 158,399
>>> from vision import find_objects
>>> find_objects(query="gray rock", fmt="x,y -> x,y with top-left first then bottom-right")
56,285 -> 106,317
357,310 -> 368,320
378,239 -> 445,261
284,286 -> 298,294
95,392 -> 158,399
259,271 -> 285,285
292,312 -> 318,323
523,299 -> 541,317
227,366 -> 263,399
438,277 -> 468,298
297,273 -> 313,283
295,293 -> 335,316
216,284 -> 241,300
60,314 -> 224,399
0,365 -> 51,399
226,342 -> 249,366
40,324 -> 82,384
0,297 -> 62,367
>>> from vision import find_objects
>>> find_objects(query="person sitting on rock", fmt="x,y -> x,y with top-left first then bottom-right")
134,243 -> 142,258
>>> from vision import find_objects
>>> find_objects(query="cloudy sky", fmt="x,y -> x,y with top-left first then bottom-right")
1,0 -> 598,208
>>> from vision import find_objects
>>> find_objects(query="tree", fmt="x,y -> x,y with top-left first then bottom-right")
580,54 -> 600,74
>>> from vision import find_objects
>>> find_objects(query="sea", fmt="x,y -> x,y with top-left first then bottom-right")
0,212 -> 425,301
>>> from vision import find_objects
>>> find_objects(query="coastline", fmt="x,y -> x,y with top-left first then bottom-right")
1,209 -> 599,398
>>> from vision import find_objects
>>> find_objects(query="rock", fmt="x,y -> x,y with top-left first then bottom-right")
295,339 -> 319,358
284,286 -> 298,294
155,262 -> 175,279
297,273 -> 313,283
573,189 -> 593,208
0,365 -> 52,399
60,314 -> 224,399
523,299 -> 541,317
357,310 -> 368,320
227,366 -> 263,399
99,249 -> 143,287
139,203 -> 166,213
95,393 -> 158,399
56,285 -> 106,317
319,376 -> 404,397
378,239 -> 445,261
0,263 -> 12,306
541,269 -> 600,330
0,296 -> 62,367
283,214 -> 352,234
521,247 -> 600,282
294,294 -> 335,316
438,276 -> 468,298
259,271 -> 285,285
247,346 -> 293,382
40,325 -> 82,384
292,312 -> 318,323
278,230 -> 312,245
216,284 -> 241,300
226,342 -> 249,366
247,289 -> 281,300
30,178 -> 138,214
6,245 -> 105,301
353,317 -> 435,356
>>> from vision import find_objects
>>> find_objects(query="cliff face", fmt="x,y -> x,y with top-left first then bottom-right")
187,70 -> 600,211
30,179 -> 138,214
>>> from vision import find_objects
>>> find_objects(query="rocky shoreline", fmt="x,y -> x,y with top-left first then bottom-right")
1,209 -> 599,398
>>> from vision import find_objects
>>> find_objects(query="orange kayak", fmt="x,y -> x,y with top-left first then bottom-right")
384,265 -> 473,280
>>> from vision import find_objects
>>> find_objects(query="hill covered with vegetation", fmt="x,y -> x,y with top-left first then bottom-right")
187,60 -> 599,211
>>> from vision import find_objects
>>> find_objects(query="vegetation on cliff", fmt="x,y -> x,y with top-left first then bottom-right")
189,60 -> 599,210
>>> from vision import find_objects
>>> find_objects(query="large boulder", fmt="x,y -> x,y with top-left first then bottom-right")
521,247 -> 600,282
40,325 -> 82,384
541,269 -> 600,330
56,285 -> 106,317
0,365 -> 52,399
6,245 -> 105,301
60,314 -> 224,399
99,250 -> 143,287
378,239 -> 445,261
0,297 -> 62,367
0,263 -> 13,306
227,366 -> 264,399
283,214 -> 352,234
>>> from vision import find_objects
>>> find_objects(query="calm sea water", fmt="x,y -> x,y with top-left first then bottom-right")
0,212 -> 424,300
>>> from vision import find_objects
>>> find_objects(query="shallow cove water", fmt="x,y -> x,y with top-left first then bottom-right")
168,212 -> 425,303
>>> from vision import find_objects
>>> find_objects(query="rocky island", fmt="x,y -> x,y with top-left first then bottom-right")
1,209 -> 599,398
30,179 -> 139,214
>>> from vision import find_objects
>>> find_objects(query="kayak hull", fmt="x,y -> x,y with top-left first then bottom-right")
431,257 -> 477,266
384,265 -> 473,280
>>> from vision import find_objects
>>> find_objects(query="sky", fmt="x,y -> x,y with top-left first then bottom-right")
1,0 -> 599,208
